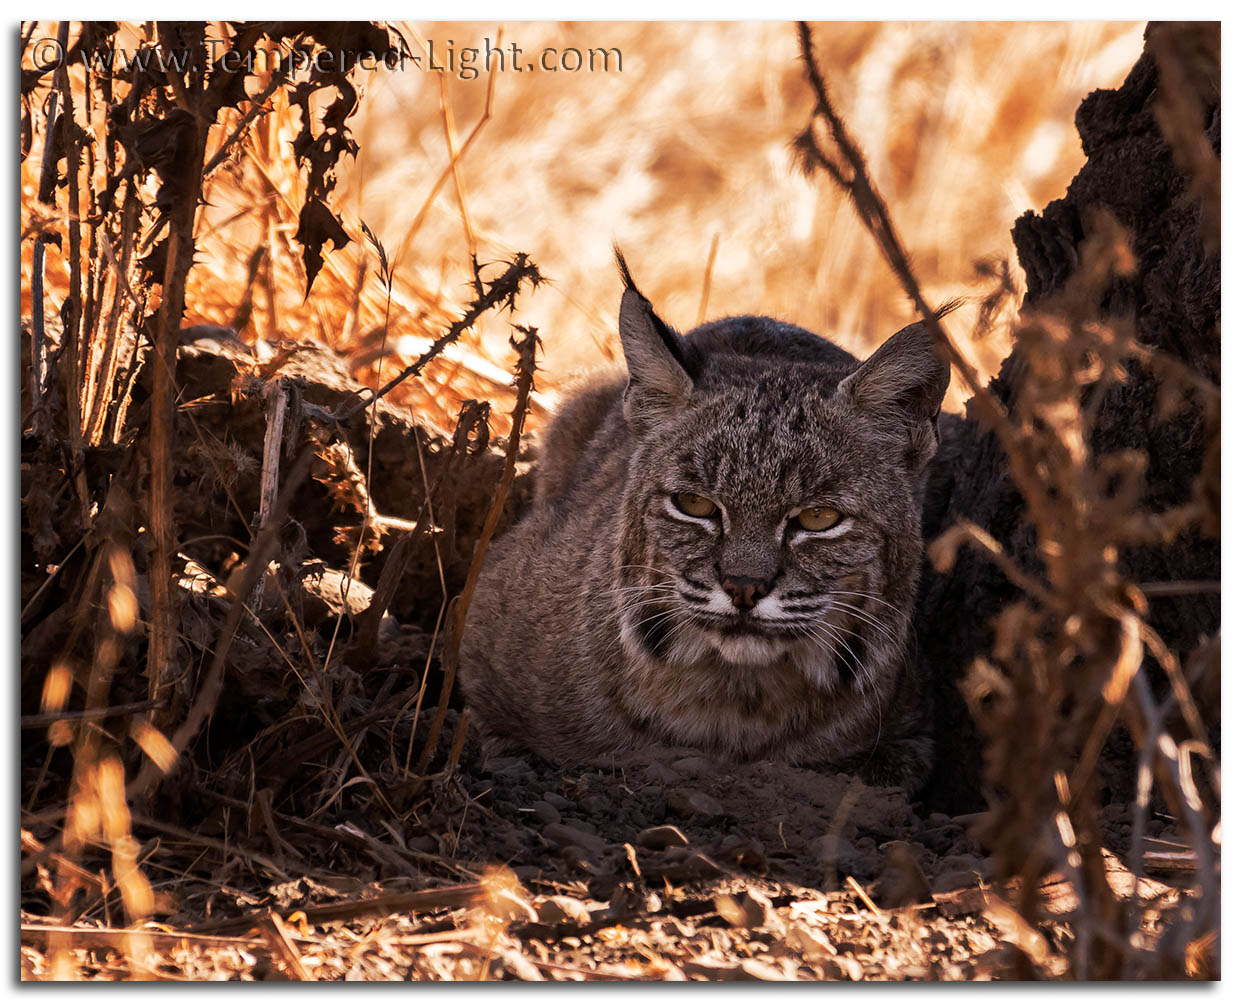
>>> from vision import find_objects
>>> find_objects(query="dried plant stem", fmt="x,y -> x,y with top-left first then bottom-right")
437,72 -> 477,256
795,21 -> 1043,504
337,255 -> 541,421
415,326 -> 540,774
52,22 -> 90,524
250,380 -> 289,608
129,447 -> 313,802
146,54 -> 211,711
696,233 -> 720,327
392,28 -> 501,271
29,240 -> 48,426
202,54 -> 298,181
797,21 -> 1218,978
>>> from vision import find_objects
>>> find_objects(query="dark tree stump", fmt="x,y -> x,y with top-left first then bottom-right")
919,24 -> 1220,813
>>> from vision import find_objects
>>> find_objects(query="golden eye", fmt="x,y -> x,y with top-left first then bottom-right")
796,507 -> 842,532
673,492 -> 718,518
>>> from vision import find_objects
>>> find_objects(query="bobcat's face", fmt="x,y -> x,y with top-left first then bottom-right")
617,368 -> 923,692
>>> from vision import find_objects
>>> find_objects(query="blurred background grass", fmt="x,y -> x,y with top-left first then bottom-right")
22,21 -> 1145,429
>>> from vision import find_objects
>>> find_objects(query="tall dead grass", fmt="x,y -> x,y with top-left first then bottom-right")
22,22 -> 1144,426
345,21 -> 1143,410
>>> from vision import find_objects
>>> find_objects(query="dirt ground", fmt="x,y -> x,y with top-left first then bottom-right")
22,698 -> 1193,981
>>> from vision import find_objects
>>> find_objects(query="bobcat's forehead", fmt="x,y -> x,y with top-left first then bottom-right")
639,376 -> 903,515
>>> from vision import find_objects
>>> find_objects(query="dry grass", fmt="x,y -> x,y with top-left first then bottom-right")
342,21 -> 1144,409
22,21 -> 1144,427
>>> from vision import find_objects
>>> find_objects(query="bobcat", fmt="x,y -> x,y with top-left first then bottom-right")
460,254 -> 949,792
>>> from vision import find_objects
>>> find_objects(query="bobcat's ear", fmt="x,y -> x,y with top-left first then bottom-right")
837,322 -> 950,469
615,250 -> 695,427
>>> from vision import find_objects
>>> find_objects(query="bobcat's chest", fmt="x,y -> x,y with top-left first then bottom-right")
624,652 -> 847,759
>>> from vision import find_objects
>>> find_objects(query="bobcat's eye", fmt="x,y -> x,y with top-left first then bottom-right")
673,492 -> 718,518
796,507 -> 842,532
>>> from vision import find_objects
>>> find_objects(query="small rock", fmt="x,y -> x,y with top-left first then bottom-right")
931,866 -> 978,894
643,762 -> 680,785
812,834 -> 862,874
828,956 -> 865,981
921,823 -> 966,855
871,840 -> 935,908
636,825 -> 689,850
580,795 -> 610,815
559,846 -> 602,874
536,895 -> 593,925
541,791 -> 572,810
529,800 -> 561,826
667,788 -> 725,820
719,834 -> 767,871
486,887 -> 538,924
714,887 -> 776,929
739,957 -> 789,981
683,955 -> 745,980
671,756 -> 717,777
785,924 -> 836,960
544,823 -> 607,856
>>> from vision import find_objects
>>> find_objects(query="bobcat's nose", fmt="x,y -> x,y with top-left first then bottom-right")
720,575 -> 772,610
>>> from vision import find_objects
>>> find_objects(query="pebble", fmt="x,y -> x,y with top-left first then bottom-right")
636,824 -> 690,850
871,839 -> 935,908
671,756 -> 717,778
785,924 -> 836,960
487,756 -> 533,777
580,795 -> 610,815
642,762 -> 680,785
812,834 -> 862,873
937,852 -> 986,874
739,957 -> 789,981
541,791 -> 572,810
559,846 -> 602,875
666,788 -> 725,820
931,867 -> 977,894
829,956 -> 865,981
536,895 -> 593,925
529,800 -> 561,825
544,823 -> 606,856
719,834 -> 767,870
922,824 -> 966,855
714,887 -> 775,929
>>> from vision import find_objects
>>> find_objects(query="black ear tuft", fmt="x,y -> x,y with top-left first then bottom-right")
837,322 -> 950,469
614,243 -> 639,294
614,246 -> 700,378
613,249 -> 697,427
